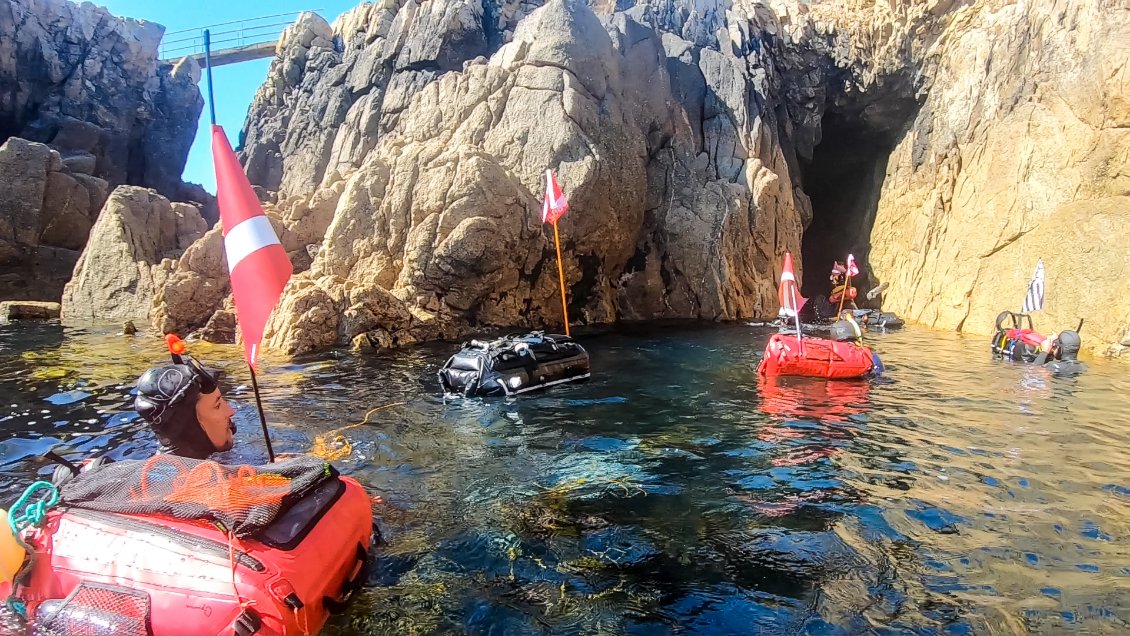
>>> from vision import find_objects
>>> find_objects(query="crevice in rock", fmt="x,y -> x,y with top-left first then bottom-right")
798,75 -> 920,296
568,251 -> 602,319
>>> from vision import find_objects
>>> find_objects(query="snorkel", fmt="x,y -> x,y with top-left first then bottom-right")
164,334 -> 219,393
134,335 -> 232,459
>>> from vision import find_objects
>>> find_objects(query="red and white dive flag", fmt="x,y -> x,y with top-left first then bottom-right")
846,254 -> 859,277
541,169 -> 569,224
778,252 -> 807,317
212,125 -> 292,367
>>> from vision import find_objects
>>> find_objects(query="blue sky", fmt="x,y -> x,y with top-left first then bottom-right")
95,0 -> 361,192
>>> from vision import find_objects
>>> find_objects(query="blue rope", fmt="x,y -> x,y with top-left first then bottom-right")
8,481 -> 59,534
4,481 -> 56,622
4,597 -> 27,620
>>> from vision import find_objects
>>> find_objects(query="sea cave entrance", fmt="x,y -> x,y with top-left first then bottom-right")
798,85 -> 920,301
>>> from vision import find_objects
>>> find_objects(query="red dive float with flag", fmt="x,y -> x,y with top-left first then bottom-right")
438,169 -> 591,396
758,253 -> 880,380
0,30 -> 374,636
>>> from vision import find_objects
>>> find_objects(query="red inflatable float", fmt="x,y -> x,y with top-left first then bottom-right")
2,455 -> 374,636
757,333 -> 876,380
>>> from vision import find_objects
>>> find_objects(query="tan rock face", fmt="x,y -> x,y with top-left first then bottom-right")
867,0 -> 1130,355
146,0 -> 1127,357
229,0 -> 810,355
61,187 -> 206,324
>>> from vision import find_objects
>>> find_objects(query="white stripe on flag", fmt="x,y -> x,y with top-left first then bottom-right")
1022,260 -> 1045,313
225,216 -> 281,273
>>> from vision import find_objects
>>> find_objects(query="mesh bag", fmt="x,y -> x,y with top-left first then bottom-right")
58,455 -> 336,537
37,582 -> 152,636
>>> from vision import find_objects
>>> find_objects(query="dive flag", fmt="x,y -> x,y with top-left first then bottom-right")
1022,258 -> 1045,313
212,125 -> 293,367
778,252 -> 808,317
846,253 -> 859,277
541,169 -> 569,224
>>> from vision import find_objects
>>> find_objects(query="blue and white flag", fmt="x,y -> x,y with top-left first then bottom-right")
1022,259 -> 1045,313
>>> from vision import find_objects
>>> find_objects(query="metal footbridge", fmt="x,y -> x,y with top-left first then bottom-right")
159,11 -> 321,66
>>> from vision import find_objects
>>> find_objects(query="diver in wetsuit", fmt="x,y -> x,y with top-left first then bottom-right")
830,314 -> 885,375
829,262 -> 858,311
134,362 -> 237,459
798,263 -> 855,323
830,314 -> 863,346
49,359 -> 236,487
1042,330 -> 1087,377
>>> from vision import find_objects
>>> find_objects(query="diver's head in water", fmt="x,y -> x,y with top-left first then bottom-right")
1053,330 -> 1081,361
134,363 -> 236,459
830,318 -> 862,344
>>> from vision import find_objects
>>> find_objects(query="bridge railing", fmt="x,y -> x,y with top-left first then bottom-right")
159,11 -> 321,61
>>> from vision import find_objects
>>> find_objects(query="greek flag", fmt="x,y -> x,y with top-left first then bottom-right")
1022,259 -> 1045,313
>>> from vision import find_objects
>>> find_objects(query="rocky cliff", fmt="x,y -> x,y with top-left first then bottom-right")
165,0 -> 882,354
0,0 -> 209,303
139,0 -> 1127,356
864,0 -> 1130,356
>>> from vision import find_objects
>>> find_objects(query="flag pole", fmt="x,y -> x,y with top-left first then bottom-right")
552,219 -> 571,337
248,365 -> 276,463
789,285 -> 802,341
206,29 -> 276,462
835,271 -> 852,319
203,30 -> 216,126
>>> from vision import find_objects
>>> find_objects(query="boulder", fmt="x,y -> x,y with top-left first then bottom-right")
150,226 -> 230,336
0,138 -> 51,265
0,301 -> 61,322
61,187 -> 206,323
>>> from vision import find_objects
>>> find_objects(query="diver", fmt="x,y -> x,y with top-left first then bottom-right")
799,263 -> 860,323
133,360 -> 237,459
830,312 -> 864,346
829,313 -> 885,375
1040,330 -> 1087,377
829,262 -> 857,310
48,350 -> 236,487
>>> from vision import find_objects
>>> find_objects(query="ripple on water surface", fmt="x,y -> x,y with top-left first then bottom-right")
1,321 -> 1128,634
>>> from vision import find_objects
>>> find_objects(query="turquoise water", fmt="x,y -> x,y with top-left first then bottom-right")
1,321 -> 1128,634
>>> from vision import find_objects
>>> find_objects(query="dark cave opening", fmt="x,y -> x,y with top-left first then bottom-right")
798,88 -> 920,301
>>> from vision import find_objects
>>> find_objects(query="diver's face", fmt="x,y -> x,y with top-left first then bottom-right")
195,389 -> 236,452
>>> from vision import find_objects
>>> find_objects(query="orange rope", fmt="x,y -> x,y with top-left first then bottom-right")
227,531 -> 256,616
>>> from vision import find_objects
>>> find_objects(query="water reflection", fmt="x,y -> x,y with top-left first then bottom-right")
1,321 -> 1128,634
